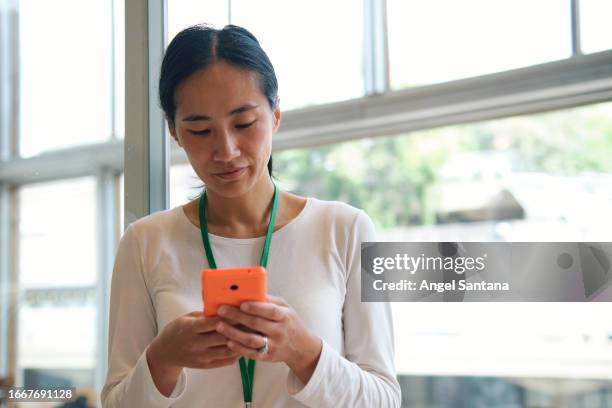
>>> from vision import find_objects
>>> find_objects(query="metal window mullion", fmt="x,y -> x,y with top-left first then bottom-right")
0,140 -> 124,185
8,0 -> 18,157
571,0 -> 582,56
274,50 -> 612,150
363,0 -> 389,95
0,0 -> 16,161
2,52 -> 612,186
0,0 -> 17,397
0,184 -> 12,397
94,169 -> 118,398
125,0 -> 168,229
148,0 -> 169,214
0,186 -> 18,401
0,0 -> 8,162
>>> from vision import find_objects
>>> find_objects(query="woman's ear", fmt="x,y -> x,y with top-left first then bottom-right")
167,116 -> 182,147
272,97 -> 281,134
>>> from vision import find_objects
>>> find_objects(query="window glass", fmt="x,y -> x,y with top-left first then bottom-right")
167,0 -> 229,42
231,0 -> 364,110
118,163 -> 200,232
118,173 -> 124,233
170,163 -> 201,209
580,0 -> 612,54
18,177 -> 97,287
114,0 -> 125,139
18,305 -> 96,383
276,102 -> 612,241
16,177 -> 98,398
387,0 -> 572,88
18,0 -> 112,157
398,375 -> 612,407
275,102 -> 612,383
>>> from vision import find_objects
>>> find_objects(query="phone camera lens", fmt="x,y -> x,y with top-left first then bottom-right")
230,284 -> 239,291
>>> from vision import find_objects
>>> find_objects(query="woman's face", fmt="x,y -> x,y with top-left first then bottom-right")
169,61 -> 280,198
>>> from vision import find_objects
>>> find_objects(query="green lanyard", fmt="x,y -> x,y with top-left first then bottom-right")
198,182 -> 279,407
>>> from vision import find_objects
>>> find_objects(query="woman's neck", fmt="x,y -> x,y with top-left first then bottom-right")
204,175 -> 276,233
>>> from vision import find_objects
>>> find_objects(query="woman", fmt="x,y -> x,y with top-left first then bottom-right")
101,24 -> 400,408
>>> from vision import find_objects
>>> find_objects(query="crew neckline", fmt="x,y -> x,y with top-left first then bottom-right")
175,196 -> 313,245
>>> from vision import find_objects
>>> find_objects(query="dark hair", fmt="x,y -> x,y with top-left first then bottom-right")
159,24 -> 278,176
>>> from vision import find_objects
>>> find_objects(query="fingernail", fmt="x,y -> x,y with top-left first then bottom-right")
240,303 -> 249,311
227,340 -> 234,348
218,306 -> 227,315
216,322 -> 224,332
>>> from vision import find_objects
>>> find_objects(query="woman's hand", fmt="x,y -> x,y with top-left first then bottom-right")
214,295 -> 323,384
147,311 -> 241,396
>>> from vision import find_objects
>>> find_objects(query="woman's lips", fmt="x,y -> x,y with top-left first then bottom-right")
215,167 -> 247,180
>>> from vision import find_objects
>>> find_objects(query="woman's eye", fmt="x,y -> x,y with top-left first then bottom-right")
189,120 -> 256,135
190,129 -> 210,136
236,120 -> 257,129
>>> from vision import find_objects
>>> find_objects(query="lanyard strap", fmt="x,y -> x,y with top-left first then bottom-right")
198,182 -> 279,405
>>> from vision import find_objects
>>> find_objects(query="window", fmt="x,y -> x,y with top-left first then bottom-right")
19,178 -> 97,287
275,102 -> 612,241
275,102 -> 612,394
114,0 -> 125,139
167,0 -> 229,42
387,0 -> 572,88
580,0 -> 612,54
170,163 -> 201,209
118,173 -> 124,233
230,0 -> 364,110
17,177 -> 97,392
18,0 -> 114,157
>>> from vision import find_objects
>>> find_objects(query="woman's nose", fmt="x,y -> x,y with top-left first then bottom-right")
213,130 -> 240,161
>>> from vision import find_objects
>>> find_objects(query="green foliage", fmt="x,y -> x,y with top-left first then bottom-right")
275,103 -> 612,230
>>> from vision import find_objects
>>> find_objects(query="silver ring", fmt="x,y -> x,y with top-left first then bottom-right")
257,336 -> 269,355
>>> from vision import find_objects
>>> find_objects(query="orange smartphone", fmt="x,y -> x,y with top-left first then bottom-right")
201,266 -> 267,317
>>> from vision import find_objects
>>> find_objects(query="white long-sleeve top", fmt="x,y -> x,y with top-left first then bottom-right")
101,197 -> 401,407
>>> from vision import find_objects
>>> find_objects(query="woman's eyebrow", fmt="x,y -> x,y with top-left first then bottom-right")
181,103 -> 259,122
